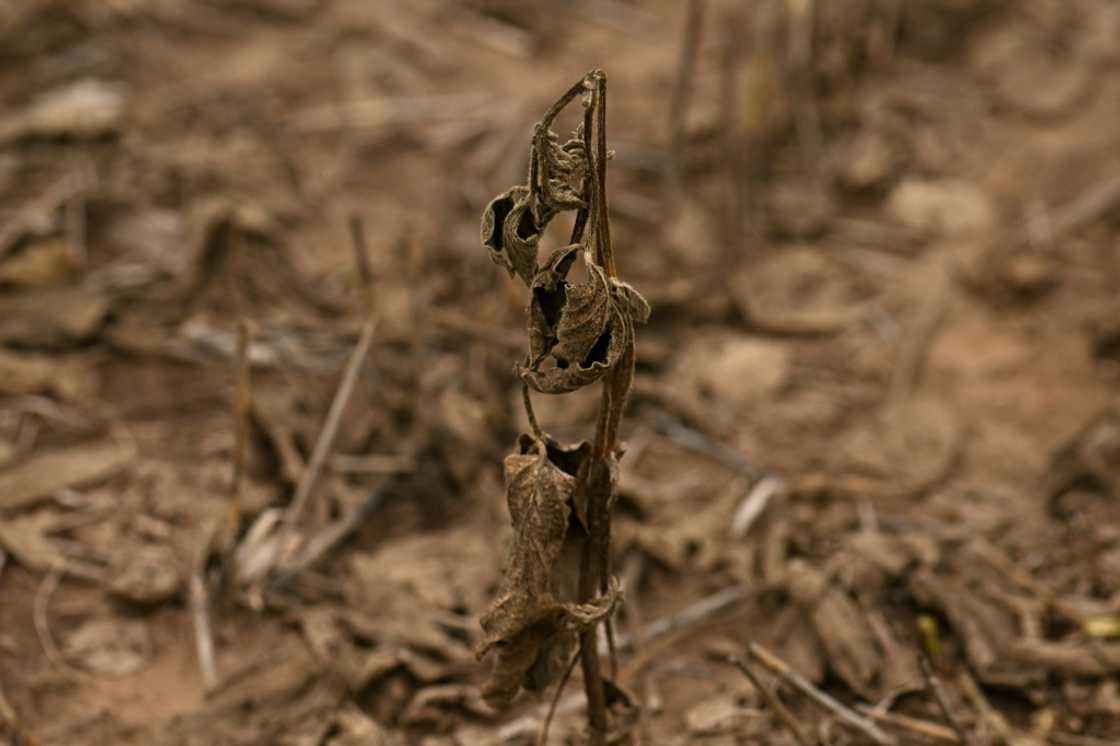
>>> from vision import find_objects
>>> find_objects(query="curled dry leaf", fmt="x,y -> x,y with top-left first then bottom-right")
478,433 -> 614,708
536,129 -> 588,217
521,246 -> 647,395
481,185 -> 541,285
611,278 -> 651,325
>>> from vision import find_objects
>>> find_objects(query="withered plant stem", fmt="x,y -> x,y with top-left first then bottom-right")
229,320 -> 251,536
538,652 -> 581,746
348,214 -> 375,311
577,69 -> 624,746
591,72 -> 614,279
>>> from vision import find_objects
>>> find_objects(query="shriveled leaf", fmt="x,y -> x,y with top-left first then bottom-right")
522,250 -> 635,395
536,130 -> 588,215
554,262 -> 612,365
478,433 -> 595,708
528,245 -> 581,362
611,278 -> 651,325
480,435 -> 586,645
481,581 -> 620,710
520,311 -> 628,394
480,185 -> 542,285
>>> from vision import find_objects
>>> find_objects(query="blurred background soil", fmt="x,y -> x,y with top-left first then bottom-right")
1,1 -> 1120,744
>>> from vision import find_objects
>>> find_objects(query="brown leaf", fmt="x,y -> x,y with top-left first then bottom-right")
527,244 -> 580,362
480,435 -> 584,645
611,278 -> 651,325
0,286 -> 110,345
521,251 -> 635,395
480,582 -> 618,710
536,130 -> 588,217
787,560 -> 881,696
554,262 -> 612,365
0,441 -> 133,513
478,433 -> 603,709
480,185 -> 541,285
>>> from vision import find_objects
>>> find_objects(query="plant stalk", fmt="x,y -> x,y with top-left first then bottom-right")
577,69 -> 626,746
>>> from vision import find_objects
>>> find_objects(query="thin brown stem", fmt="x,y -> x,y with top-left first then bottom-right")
228,319 -> 251,542
284,315 -> 378,523
538,652 -> 580,746
591,71 -> 614,278
748,641 -> 897,745
523,381 -> 544,441
920,653 -> 972,746
348,214 -> 374,312
574,69 -> 625,746
730,656 -> 812,746
578,458 -> 610,743
668,0 -> 705,184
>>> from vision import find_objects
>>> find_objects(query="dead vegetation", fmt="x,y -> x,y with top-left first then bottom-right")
1,1 -> 1120,745
476,70 -> 647,744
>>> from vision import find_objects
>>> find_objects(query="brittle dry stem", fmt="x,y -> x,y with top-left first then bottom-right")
227,319 -> 251,547
576,70 -> 624,745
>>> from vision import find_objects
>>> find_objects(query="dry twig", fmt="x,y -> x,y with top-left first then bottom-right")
612,586 -> 747,655
190,570 -> 220,692
33,568 -> 84,680
958,671 -> 1042,746
920,654 -> 971,745
227,319 -> 252,547
537,653 -> 580,746
856,704 -> 962,744
668,0 -> 706,183
284,315 -> 378,523
730,656 -> 812,746
748,641 -> 897,745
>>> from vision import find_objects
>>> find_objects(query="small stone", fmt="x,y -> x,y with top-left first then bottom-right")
107,543 -> 183,604
887,179 -> 995,238
836,130 -> 901,190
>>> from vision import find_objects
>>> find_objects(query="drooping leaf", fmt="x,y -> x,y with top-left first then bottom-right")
480,185 -> 541,285
481,579 -> 620,710
478,434 -> 595,708
610,278 -> 651,325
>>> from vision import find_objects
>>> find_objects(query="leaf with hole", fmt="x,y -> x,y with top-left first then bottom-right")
481,185 -> 541,285
521,248 -> 631,394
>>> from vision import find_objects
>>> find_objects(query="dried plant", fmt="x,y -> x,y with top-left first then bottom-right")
476,70 -> 648,744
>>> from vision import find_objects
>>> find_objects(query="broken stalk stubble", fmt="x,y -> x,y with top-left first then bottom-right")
476,70 -> 649,744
